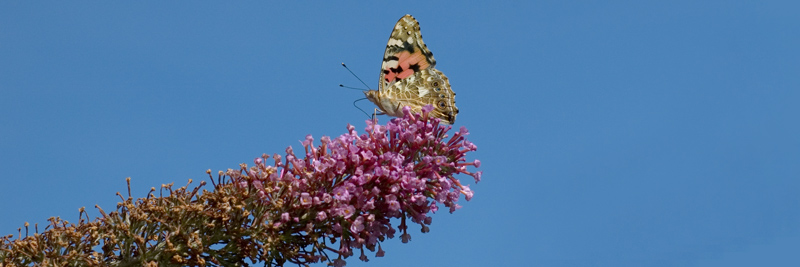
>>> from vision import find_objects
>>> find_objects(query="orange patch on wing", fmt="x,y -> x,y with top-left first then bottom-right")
384,51 -> 430,82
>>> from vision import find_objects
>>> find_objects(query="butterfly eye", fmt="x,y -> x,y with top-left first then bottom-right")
437,100 -> 447,108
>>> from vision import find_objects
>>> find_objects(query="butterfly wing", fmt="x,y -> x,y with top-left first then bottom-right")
365,14 -> 458,124
380,15 -> 437,88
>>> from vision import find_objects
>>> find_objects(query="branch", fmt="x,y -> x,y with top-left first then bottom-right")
0,106 -> 482,267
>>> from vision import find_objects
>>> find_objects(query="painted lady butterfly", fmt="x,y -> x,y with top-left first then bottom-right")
364,14 -> 458,124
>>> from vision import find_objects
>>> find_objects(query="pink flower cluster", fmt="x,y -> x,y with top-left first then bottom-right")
229,105 -> 481,264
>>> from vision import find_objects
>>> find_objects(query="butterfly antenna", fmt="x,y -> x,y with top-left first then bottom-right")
341,62 -> 372,90
353,98 -> 372,119
339,84 -> 367,91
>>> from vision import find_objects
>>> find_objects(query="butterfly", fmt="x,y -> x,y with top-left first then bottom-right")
364,14 -> 458,124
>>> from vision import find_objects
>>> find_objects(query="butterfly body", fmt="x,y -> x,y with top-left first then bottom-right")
365,14 -> 458,124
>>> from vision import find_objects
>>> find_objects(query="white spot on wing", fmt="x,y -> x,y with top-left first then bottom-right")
387,38 -> 403,47
382,60 -> 399,69
418,87 -> 430,97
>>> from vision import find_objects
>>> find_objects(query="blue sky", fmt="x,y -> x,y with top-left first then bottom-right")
1,1 -> 798,266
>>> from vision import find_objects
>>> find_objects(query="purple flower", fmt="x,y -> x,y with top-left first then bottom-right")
342,205 -> 356,218
473,171 -> 482,183
400,233 -> 411,243
300,192 -> 312,206
336,161 -> 347,174
228,105 -> 481,266
387,199 -> 400,211
376,244 -> 385,257
332,186 -> 351,201
350,218 -> 365,233
302,134 -> 313,147
360,150 -> 374,162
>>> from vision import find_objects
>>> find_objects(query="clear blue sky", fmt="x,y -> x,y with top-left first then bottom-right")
1,1 -> 798,266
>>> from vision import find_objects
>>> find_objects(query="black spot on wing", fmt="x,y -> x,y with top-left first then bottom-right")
389,66 -> 404,82
409,63 -> 420,72
389,66 -> 403,74
390,40 -> 414,54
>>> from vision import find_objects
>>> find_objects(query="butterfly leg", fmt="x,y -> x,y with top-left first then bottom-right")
373,108 -> 388,116
371,108 -> 381,124
372,108 -> 382,119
